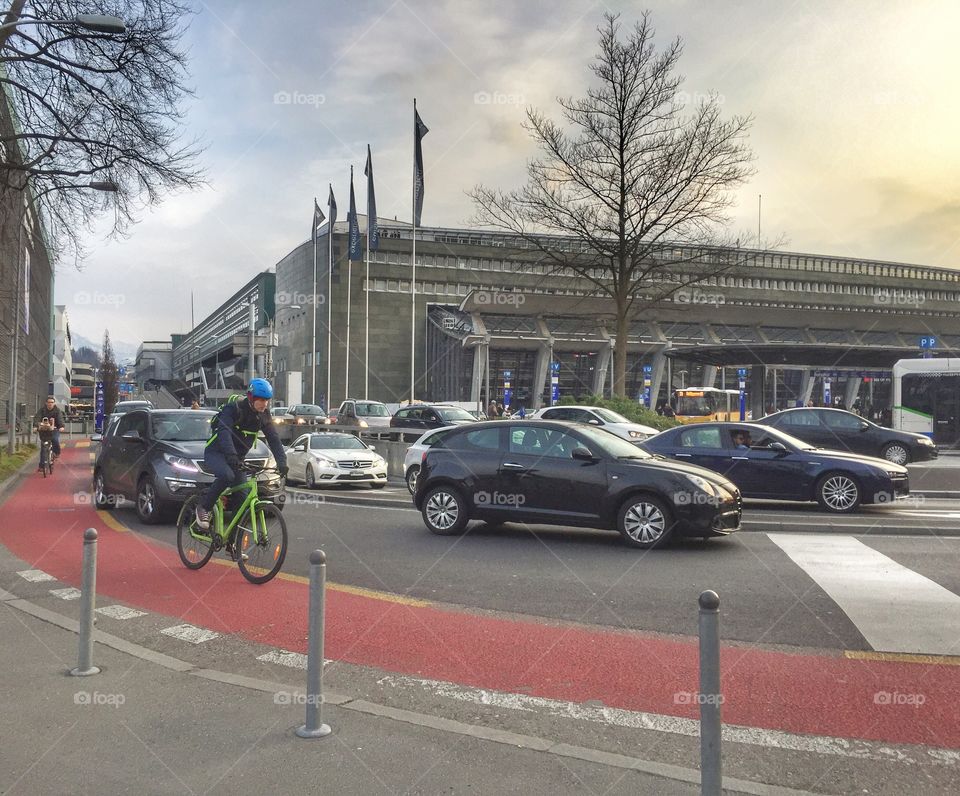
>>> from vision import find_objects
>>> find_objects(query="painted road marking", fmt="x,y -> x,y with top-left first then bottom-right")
160,624 -> 220,644
844,650 -> 960,666
769,533 -> 960,656
256,650 -> 310,669
96,510 -> 128,533
96,605 -> 147,620
17,569 -> 55,583
377,674 -> 960,768
49,587 -> 81,600
75,440 -> 90,448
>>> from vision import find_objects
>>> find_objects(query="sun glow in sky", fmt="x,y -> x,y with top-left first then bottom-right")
58,0 -> 960,345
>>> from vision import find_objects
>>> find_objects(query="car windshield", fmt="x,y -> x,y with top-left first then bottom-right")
295,405 -> 327,416
591,408 -> 630,424
356,403 -> 389,417
152,412 -> 214,441
573,425 -> 654,459
436,407 -> 476,421
310,435 -> 366,450
271,407 -> 288,416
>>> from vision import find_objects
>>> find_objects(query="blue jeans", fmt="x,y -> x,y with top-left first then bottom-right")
199,449 -> 246,512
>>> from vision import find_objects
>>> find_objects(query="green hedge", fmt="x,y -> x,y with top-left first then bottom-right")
0,444 -> 37,482
559,395 -> 681,431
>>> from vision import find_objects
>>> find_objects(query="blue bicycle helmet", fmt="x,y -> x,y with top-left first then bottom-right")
247,378 -> 274,399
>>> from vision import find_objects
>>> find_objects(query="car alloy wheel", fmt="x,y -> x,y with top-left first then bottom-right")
618,496 -> 672,549
422,487 -> 468,535
137,477 -> 165,524
817,474 -> 861,513
93,471 -> 110,510
882,443 -> 909,465
305,465 -> 316,489
406,466 -> 419,495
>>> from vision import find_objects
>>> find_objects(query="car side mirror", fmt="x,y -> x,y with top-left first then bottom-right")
293,444 -> 306,452
90,434 -> 102,443
588,419 -> 601,425
121,430 -> 144,443
859,422 -> 870,432
768,442 -> 788,453
571,446 -> 596,461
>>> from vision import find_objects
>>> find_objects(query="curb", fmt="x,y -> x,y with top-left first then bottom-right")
1,587 -> 814,796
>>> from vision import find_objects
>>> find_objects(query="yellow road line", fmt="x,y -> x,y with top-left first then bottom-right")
844,650 -> 960,666
96,510 -> 128,533
75,440 -> 90,449
207,557 -> 429,606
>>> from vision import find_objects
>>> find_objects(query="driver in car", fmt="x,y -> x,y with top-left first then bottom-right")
732,430 -> 753,449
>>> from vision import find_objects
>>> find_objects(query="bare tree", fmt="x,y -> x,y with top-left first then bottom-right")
0,0 -> 203,261
471,12 -> 761,397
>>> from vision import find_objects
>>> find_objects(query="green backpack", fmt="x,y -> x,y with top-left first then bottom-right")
205,394 -> 244,446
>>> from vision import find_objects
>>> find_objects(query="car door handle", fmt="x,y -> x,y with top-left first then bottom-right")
674,453 -> 692,457
502,462 -> 526,469
731,456 -> 749,460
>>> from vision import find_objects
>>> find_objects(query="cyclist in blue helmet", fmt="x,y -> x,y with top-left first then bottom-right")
195,378 -> 288,540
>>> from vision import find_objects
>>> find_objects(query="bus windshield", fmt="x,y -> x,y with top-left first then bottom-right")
676,391 -> 721,417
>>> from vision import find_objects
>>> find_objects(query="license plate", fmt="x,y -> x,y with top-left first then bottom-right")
351,469 -> 364,476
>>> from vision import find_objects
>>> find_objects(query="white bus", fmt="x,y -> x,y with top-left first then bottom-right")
892,358 -> 960,446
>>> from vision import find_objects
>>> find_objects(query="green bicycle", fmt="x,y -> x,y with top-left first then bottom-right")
176,465 -> 288,585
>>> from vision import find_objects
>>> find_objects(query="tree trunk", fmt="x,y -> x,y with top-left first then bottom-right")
613,294 -> 629,397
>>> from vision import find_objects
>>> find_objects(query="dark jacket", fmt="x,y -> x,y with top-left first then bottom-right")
206,398 -> 286,467
33,406 -> 64,431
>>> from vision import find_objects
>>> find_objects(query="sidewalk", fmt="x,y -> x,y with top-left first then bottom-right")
0,598 -> 704,796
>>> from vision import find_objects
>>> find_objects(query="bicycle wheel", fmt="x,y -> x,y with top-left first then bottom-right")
41,447 -> 50,477
236,502 -> 287,584
176,497 -> 215,569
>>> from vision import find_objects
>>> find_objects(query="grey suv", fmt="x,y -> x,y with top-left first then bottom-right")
92,409 -> 284,524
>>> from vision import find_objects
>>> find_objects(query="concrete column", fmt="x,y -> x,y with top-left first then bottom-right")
532,341 -> 551,411
749,366 -> 766,420
799,369 -> 814,407
469,339 -> 488,405
649,348 -> 667,407
843,377 -> 862,411
702,365 -> 718,389
592,341 -> 613,397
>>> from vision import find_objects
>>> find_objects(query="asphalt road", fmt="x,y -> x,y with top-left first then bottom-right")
121,489 -> 960,653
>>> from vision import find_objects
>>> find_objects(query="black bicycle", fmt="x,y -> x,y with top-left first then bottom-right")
38,434 -> 54,477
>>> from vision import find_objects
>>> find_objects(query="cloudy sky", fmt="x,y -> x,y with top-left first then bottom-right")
57,0 -> 960,349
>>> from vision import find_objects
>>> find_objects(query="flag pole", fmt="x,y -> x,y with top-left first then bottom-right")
410,99 -> 417,403
364,207 -> 370,400
345,167 -> 353,400
311,210 -> 318,405
327,194 -> 333,412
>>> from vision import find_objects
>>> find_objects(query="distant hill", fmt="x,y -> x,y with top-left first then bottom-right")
70,332 -> 139,365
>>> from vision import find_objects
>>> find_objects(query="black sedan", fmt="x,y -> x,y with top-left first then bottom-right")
642,422 -> 909,513
756,407 -> 937,465
413,420 -> 741,549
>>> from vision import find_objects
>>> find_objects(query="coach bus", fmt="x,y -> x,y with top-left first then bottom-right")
674,388 -> 746,424
892,358 -> 960,446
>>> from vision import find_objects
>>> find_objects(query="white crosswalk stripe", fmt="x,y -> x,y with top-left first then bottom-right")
769,533 -> 960,656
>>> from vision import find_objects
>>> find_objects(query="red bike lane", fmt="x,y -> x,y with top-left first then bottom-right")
3,442 -> 959,750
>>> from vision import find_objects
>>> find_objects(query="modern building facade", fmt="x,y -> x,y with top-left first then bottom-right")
268,219 -> 960,417
50,305 -> 72,407
170,272 -> 276,404
134,341 -> 173,390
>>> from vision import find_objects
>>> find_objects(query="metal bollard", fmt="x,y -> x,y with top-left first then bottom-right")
698,590 -> 722,795
70,529 -> 101,676
295,549 -> 332,739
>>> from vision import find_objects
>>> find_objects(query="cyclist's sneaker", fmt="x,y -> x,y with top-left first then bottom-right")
195,505 -> 211,530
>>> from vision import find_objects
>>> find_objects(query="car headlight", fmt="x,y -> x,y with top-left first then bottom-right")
916,437 -> 933,446
297,418 -> 306,424
628,430 -> 645,439
684,474 -> 717,496
163,453 -> 200,473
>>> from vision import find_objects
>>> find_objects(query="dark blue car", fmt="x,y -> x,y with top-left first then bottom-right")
641,422 -> 909,513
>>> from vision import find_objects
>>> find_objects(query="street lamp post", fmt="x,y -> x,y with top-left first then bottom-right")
6,180 -> 119,455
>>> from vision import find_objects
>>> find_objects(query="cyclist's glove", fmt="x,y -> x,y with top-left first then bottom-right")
225,454 -> 243,473
278,464 -> 289,478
